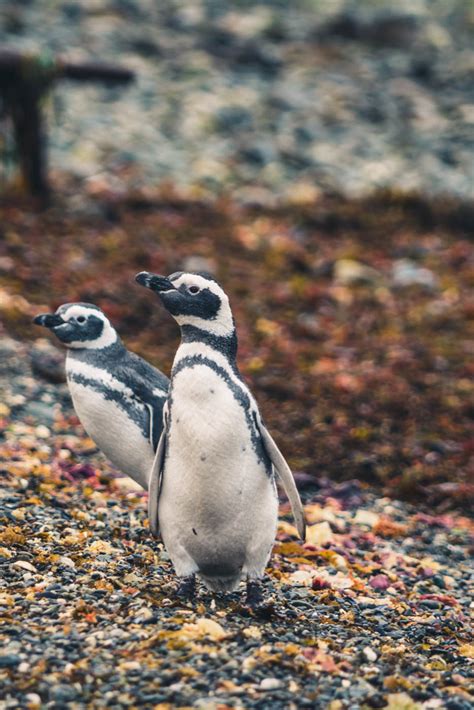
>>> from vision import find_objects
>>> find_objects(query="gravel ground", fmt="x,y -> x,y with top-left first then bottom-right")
0,1 -> 473,201
0,335 -> 473,709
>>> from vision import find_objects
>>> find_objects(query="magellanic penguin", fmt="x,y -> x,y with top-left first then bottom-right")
34,303 -> 169,490
135,270 -> 306,602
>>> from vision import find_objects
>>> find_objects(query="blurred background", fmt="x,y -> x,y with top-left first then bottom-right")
0,0 -> 473,199
0,0 -> 472,508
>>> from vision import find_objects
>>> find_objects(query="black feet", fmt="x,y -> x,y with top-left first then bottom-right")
246,579 -> 263,607
176,574 -> 196,600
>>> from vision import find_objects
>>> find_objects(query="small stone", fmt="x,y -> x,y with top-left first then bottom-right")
288,570 -> 314,586
0,402 -> 11,417
133,607 -> 154,623
259,678 -> 283,690
25,693 -> 41,707
113,477 -> 143,493
334,259 -> 382,286
35,425 -> 51,438
243,626 -> 262,639
12,560 -> 37,573
353,510 -> 380,528
87,540 -> 115,555
123,572 -> 141,585
363,646 -> 378,662
50,685 -> 77,702
392,259 -> 437,289
120,661 -> 141,671
58,556 -> 76,569
370,574 -> 391,591
182,617 -> 227,641
419,599 -> 441,610
306,521 -> 334,546
0,654 -> 21,668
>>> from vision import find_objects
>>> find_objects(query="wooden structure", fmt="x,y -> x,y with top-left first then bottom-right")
0,48 -> 135,198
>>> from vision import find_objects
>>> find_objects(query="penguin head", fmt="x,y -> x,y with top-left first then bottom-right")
33,303 -> 118,349
136,271 -> 235,337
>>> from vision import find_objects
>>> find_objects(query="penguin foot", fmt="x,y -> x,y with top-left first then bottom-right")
176,574 -> 196,600
246,579 -> 263,608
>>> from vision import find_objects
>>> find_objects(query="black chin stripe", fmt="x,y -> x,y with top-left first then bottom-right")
180,325 -> 237,361
171,355 -> 272,474
68,341 -> 125,366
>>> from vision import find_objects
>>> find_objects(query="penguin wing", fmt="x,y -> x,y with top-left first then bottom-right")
147,402 -> 168,537
257,421 -> 306,540
117,353 -> 169,451
145,400 -> 165,451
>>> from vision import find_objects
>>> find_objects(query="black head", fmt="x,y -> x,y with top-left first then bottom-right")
33,303 -> 117,349
135,271 -> 235,337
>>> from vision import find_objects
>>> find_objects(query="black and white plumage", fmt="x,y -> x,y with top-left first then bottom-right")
135,270 -> 306,596
33,302 -> 169,489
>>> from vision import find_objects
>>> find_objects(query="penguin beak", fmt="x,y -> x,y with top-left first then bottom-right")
33,313 -> 65,328
135,272 -> 175,292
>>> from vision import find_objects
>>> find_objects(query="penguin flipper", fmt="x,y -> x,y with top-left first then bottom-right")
148,427 -> 166,537
145,401 -> 165,451
257,422 -> 306,541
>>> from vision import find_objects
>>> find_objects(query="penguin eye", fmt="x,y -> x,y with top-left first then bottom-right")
76,316 -> 87,324
188,285 -> 200,295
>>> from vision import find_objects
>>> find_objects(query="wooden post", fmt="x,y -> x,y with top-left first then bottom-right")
0,48 -> 135,199
9,82 -> 48,197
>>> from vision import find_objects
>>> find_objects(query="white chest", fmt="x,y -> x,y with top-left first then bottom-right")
162,363 -> 271,513
168,364 -> 253,467
67,378 -> 153,489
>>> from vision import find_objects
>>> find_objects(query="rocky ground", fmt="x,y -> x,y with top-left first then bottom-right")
0,0 -> 473,201
0,338 -> 474,710
0,324 -> 473,709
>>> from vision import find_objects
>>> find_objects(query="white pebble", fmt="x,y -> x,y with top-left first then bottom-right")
59,556 -> 75,569
35,425 -> 51,438
12,560 -> 37,573
259,678 -> 283,690
25,693 -> 41,706
363,646 -> 377,662
121,661 -> 141,671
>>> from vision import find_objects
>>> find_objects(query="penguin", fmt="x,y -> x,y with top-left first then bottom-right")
33,302 -> 169,490
135,270 -> 306,603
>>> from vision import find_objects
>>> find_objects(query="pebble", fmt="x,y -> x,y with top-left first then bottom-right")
392,260 -> 438,289
58,556 -> 76,569
353,510 -> 380,528
34,425 -> 51,439
24,693 -> 41,707
50,685 -> 77,702
12,560 -> 37,573
120,661 -> 141,671
306,521 -> 334,546
260,678 -> 284,691
420,599 -> 442,610
0,655 -> 21,668
363,647 -> 378,662
334,259 -> 382,287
